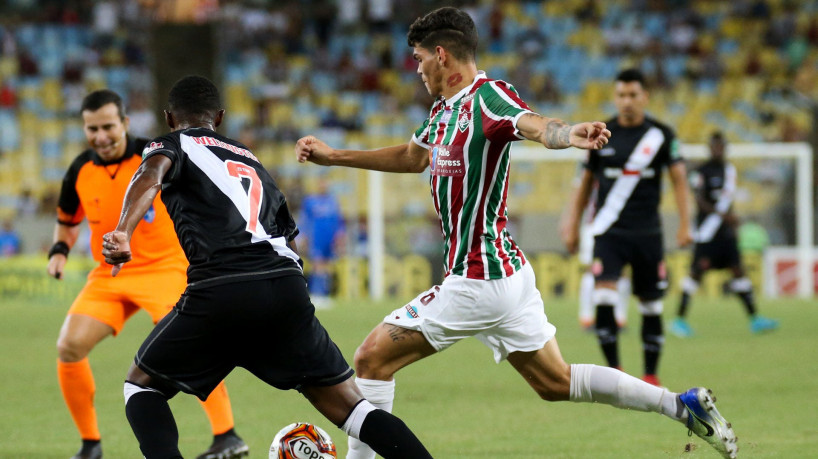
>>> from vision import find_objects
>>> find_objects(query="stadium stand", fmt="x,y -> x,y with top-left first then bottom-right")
0,0 -> 815,250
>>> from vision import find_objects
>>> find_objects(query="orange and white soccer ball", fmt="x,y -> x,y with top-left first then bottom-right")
269,422 -> 337,459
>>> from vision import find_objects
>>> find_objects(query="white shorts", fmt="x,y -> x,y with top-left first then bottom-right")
383,262 -> 557,363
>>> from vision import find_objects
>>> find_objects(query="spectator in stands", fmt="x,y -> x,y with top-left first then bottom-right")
0,219 -> 21,256
16,188 -> 39,217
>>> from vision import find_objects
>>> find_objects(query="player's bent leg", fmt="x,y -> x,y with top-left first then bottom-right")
354,322 -> 437,380
123,364 -> 183,459
301,380 -> 433,459
57,314 -> 115,458
507,338 -> 571,401
57,313 -> 115,362
349,323 -> 436,459
196,382 -> 248,459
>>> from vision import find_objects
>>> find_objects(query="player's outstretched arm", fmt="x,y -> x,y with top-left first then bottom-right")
295,136 -> 429,173
516,114 -> 611,150
669,161 -> 693,247
102,154 -> 172,276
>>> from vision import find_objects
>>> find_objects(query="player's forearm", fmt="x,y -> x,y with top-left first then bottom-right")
329,144 -> 428,173
114,164 -> 163,237
518,114 -> 572,149
52,223 -> 80,248
670,165 -> 691,227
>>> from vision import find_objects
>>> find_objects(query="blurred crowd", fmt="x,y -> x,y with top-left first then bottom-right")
0,0 -> 816,253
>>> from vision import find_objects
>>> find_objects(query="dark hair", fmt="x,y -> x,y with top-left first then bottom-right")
710,131 -> 725,143
407,7 -> 478,61
81,89 -> 125,120
616,68 -> 647,88
168,75 -> 221,117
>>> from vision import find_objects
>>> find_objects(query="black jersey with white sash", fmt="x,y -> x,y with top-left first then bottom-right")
142,127 -> 301,287
584,116 -> 681,236
691,159 -> 736,242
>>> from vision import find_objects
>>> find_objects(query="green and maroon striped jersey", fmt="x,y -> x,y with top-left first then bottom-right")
412,73 -> 534,280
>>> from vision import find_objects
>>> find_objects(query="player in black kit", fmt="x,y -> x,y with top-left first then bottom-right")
669,132 -> 779,338
101,75 -> 432,459
562,69 -> 692,387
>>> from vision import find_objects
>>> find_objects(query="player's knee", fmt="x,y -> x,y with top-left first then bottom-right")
638,299 -> 663,315
56,335 -> 92,362
353,343 -> 391,380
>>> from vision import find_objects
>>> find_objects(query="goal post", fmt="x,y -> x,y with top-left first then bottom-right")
366,142 -> 814,299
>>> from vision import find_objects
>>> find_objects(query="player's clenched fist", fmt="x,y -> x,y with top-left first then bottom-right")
101,230 -> 131,276
295,136 -> 334,166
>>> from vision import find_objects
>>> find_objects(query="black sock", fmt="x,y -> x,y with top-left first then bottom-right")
642,315 -> 663,375
595,305 -> 619,368
213,427 -> 236,440
736,290 -> 757,316
678,292 -> 691,317
358,409 -> 432,459
125,390 -> 182,459
79,439 -> 100,453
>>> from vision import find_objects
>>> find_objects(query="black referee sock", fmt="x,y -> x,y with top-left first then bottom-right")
125,390 -> 182,459
641,315 -> 663,376
359,409 -> 433,459
595,305 -> 620,368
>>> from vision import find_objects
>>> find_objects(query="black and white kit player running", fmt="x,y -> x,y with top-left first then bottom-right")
102,75 -> 432,459
670,131 -> 778,337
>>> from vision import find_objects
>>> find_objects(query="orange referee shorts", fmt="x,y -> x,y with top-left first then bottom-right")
67,266 -> 187,335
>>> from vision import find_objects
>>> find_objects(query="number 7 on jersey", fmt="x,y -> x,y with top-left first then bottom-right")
225,160 -> 263,234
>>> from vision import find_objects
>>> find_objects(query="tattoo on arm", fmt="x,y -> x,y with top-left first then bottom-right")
544,120 -> 571,149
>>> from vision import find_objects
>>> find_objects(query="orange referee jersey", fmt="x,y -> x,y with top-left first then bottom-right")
56,136 -> 187,279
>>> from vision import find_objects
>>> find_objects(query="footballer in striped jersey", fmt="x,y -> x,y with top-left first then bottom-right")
297,7 -> 736,459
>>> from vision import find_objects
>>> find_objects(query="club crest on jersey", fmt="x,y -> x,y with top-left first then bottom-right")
142,142 -> 164,158
457,110 -> 471,132
599,147 -> 615,156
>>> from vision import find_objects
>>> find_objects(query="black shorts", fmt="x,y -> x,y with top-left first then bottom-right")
134,275 -> 353,400
691,237 -> 741,273
592,231 -> 667,300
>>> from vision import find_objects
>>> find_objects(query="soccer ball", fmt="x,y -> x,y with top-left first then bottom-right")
269,422 -> 337,459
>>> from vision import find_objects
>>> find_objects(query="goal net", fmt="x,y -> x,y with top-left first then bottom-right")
355,142 -> 813,300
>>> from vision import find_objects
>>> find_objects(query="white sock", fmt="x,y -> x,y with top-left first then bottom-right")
341,400 -> 377,439
579,272 -> 595,324
569,364 -> 686,422
615,277 -> 631,324
347,378 -> 395,459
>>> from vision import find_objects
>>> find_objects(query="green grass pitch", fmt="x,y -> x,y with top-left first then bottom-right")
2,286 -> 817,458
